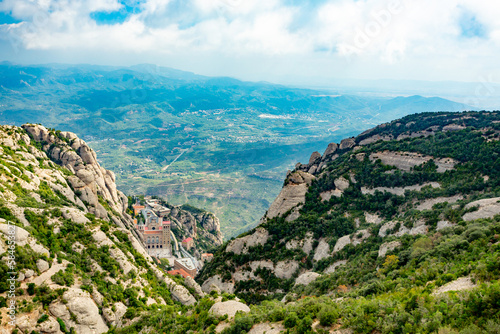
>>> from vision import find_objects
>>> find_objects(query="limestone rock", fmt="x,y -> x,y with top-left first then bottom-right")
37,259 -> 50,273
308,151 -> 322,165
185,276 -> 205,297
294,272 -> 321,286
463,197 -> 500,221
262,171 -> 315,222
0,223 -> 30,246
437,220 -> 455,230
433,277 -> 477,295
225,228 -> 269,255
62,207 -> 90,224
324,260 -> 347,274
313,239 -> 330,261
333,235 -> 351,253
352,229 -> 371,246
323,143 -> 338,157
339,138 -> 356,150
49,287 -> 108,334
365,212 -> 382,225
379,221 -> 398,237
378,241 -> 401,257
320,189 -> 342,201
334,177 -> 350,191
36,316 -> 61,333
275,260 -> 299,279
209,300 -> 250,319
25,269 -> 35,278
201,275 -> 235,294
361,182 -> 441,196
415,195 -> 463,211
369,151 -> 456,173
103,302 -> 127,327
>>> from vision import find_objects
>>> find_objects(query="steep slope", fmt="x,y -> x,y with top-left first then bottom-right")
197,111 -> 500,333
0,124 -> 207,334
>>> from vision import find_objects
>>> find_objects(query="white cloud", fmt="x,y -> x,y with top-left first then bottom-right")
1,0 -> 500,83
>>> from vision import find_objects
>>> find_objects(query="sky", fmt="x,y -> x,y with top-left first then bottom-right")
1,0 -> 500,88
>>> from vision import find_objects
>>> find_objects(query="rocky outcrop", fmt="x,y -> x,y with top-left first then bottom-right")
185,276 -> 205,297
226,228 -> 269,255
313,239 -> 330,261
261,171 -> 315,222
361,182 -> 441,196
103,302 -> 127,328
201,275 -> 235,294
463,197 -> 500,221
415,195 -> 463,211
275,260 -> 299,279
49,288 -> 108,334
369,151 -> 457,173
433,277 -> 477,295
22,124 -> 131,223
333,235 -> 352,253
324,260 -> 347,274
248,322 -> 286,334
295,272 -> 321,286
209,300 -> 250,319
285,232 -> 314,254
168,207 -> 223,249
339,138 -> 356,150
378,241 -> 401,257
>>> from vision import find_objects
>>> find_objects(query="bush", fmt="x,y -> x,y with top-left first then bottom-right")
284,312 -> 298,328
319,306 -> 339,326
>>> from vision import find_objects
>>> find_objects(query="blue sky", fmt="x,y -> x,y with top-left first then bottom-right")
0,0 -> 499,86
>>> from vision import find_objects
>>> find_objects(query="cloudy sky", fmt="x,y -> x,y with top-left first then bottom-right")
1,0 -> 499,86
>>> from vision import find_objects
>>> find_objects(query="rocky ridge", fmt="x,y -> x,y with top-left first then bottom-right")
0,124 -> 201,333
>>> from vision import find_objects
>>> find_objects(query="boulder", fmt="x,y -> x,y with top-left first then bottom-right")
25,269 -> 35,278
334,177 -> 350,191
308,151 -> 321,165
49,287 -> 108,334
209,300 -> 250,319
323,143 -> 338,157
339,138 -> 356,150
0,223 -> 30,246
171,284 -> 197,305
37,259 -> 50,273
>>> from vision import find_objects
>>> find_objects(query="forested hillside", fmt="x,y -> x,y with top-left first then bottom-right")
195,111 -> 500,333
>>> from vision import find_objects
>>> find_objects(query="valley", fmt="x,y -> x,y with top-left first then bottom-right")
0,63 -> 471,238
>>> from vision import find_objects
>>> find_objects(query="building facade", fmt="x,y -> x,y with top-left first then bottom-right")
135,208 -> 172,258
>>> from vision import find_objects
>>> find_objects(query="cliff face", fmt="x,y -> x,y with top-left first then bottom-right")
0,124 -> 201,334
198,111 -> 500,298
22,124 -> 130,224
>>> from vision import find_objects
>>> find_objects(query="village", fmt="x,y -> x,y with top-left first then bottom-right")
131,198 -> 213,279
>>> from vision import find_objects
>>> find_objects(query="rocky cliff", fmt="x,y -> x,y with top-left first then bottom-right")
168,204 -> 223,253
0,124 -> 202,334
